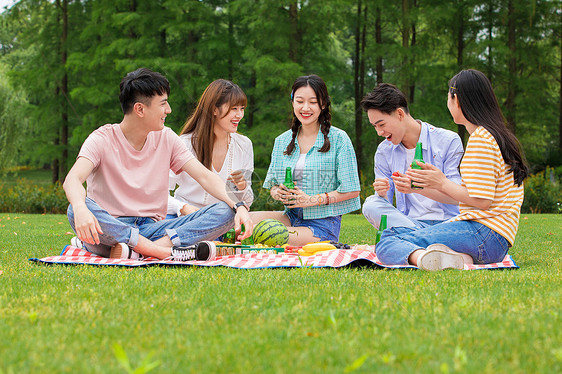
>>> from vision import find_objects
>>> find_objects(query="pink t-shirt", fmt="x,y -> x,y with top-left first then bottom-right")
79,124 -> 193,220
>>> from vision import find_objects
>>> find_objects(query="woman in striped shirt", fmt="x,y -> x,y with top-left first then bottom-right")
376,69 -> 529,271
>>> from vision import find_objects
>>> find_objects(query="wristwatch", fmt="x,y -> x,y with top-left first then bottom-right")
232,201 -> 249,213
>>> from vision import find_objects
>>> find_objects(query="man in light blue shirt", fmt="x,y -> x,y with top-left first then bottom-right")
361,83 -> 464,230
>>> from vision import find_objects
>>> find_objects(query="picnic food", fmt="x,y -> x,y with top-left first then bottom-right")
392,171 -> 400,177
252,219 -> 289,247
216,245 -> 240,256
284,245 -> 302,254
298,242 -> 337,256
328,241 -> 351,249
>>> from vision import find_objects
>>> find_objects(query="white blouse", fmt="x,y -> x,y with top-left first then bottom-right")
293,153 -> 307,184
168,132 -> 254,216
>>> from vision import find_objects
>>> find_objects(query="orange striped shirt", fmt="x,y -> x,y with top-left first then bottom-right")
451,126 -> 524,245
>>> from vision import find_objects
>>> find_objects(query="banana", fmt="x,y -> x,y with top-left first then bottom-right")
298,242 -> 337,256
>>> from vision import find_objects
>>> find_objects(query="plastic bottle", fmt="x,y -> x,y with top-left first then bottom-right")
410,142 -> 425,189
375,215 -> 387,244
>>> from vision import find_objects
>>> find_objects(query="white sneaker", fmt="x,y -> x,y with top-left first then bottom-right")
417,244 -> 464,271
70,236 -> 84,249
109,243 -> 143,260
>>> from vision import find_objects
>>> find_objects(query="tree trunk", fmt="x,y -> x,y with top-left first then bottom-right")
353,1 -> 367,173
401,0 -> 410,101
360,3 -> 367,99
228,11 -> 234,81
288,1 -> 299,63
506,0 -> 517,134
247,71 -> 256,129
375,5 -> 383,84
559,9 -> 562,152
60,0 -> 68,183
353,0 -> 364,172
52,137 -> 59,184
129,0 -> 137,39
456,0 -> 467,144
409,18 -> 416,104
487,0 -> 494,79
53,0 -> 69,184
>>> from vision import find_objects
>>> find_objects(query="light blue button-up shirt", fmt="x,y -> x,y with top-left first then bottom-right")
373,121 -> 464,220
264,126 -> 361,219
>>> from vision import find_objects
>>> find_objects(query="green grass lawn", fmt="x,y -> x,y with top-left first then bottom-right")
0,213 -> 561,373
0,168 -> 53,188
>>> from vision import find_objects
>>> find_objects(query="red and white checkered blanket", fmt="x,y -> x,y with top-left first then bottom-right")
29,245 -> 519,270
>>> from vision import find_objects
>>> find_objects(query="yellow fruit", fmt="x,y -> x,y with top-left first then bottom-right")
298,242 -> 337,256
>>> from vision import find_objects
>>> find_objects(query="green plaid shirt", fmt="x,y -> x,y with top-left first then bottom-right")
264,126 -> 361,219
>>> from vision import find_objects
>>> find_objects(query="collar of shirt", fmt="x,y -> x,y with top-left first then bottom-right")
293,127 -> 325,154
388,120 -> 430,153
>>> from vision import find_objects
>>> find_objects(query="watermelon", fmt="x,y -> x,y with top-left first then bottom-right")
252,219 -> 289,247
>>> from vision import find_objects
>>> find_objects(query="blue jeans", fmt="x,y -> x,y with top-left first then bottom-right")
285,207 -> 342,242
376,220 -> 510,266
67,197 -> 234,257
362,195 -> 446,230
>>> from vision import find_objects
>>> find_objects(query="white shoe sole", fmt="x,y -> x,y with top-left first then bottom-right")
418,245 -> 464,271
71,236 -> 84,249
110,243 -> 142,260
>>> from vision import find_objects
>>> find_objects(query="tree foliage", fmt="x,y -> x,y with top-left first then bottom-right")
0,0 -> 561,182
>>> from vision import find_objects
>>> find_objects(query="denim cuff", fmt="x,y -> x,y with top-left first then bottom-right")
127,227 -> 140,248
166,228 -> 182,246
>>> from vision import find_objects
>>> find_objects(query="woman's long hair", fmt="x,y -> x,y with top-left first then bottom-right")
284,75 -> 331,155
180,79 -> 247,170
449,69 -> 528,185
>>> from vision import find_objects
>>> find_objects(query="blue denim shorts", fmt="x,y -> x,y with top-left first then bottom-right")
285,207 -> 342,242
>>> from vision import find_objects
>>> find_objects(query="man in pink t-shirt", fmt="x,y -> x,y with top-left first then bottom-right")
63,68 -> 253,260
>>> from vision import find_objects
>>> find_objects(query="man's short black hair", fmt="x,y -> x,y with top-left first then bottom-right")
119,68 -> 170,114
361,83 -> 409,115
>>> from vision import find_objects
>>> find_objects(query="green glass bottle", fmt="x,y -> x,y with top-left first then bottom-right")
284,167 -> 295,189
241,224 -> 254,245
375,215 -> 387,244
410,142 -> 425,189
224,229 -> 236,244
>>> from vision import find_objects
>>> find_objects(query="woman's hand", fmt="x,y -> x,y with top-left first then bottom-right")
271,185 -> 287,202
406,161 -> 447,191
271,184 -> 299,203
180,203 -> 199,216
283,186 -> 318,208
227,170 -> 247,191
271,184 -> 301,205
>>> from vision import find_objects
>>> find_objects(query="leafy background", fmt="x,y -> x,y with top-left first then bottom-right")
0,0 -> 561,212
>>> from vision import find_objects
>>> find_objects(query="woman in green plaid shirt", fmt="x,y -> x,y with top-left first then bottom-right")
251,75 -> 361,246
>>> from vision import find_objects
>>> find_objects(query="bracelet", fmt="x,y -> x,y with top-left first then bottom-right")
325,192 -> 330,206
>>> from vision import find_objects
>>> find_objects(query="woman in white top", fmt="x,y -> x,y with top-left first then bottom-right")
168,79 -> 254,218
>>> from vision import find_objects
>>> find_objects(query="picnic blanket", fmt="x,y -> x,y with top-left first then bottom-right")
29,245 -> 519,270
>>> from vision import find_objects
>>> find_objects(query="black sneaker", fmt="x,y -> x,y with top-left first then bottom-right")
170,241 -> 216,261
